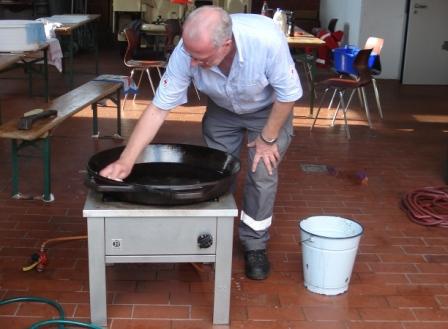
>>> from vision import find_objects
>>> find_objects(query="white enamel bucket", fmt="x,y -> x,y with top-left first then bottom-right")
299,216 -> 363,295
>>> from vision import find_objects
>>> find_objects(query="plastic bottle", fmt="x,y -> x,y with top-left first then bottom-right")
273,8 -> 287,36
261,1 -> 269,16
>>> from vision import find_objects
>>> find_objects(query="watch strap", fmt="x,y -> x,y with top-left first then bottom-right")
259,133 -> 277,145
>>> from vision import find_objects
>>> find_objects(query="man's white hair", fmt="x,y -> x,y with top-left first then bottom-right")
184,6 -> 232,48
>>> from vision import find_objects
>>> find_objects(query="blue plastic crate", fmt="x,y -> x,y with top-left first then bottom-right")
333,46 -> 378,75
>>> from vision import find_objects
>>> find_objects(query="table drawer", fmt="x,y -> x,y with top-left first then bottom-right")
105,217 -> 217,255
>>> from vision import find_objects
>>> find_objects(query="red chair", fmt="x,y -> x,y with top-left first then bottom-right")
122,27 -> 166,109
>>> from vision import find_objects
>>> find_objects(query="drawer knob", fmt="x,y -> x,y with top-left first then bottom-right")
197,233 -> 213,248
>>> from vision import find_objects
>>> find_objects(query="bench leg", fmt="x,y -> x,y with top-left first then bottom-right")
11,140 -> 20,198
92,91 -> 123,139
42,137 -> 53,202
10,138 -> 54,202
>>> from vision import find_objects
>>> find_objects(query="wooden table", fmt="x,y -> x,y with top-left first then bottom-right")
140,23 -> 167,51
53,14 -> 100,89
287,30 -> 325,116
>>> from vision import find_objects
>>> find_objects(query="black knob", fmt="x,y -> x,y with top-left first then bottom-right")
197,233 -> 213,248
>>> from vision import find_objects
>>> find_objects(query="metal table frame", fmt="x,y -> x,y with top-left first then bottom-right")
83,192 -> 238,326
0,44 -> 49,103
288,30 -> 325,116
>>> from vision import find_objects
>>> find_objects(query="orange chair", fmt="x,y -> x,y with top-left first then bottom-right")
164,19 -> 182,58
164,19 -> 200,100
122,27 -> 166,109
310,49 -> 374,139
123,22 -> 200,108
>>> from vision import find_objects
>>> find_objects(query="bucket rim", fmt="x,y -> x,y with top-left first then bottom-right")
299,215 -> 364,240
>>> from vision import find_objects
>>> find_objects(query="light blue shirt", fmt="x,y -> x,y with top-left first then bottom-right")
153,14 -> 302,114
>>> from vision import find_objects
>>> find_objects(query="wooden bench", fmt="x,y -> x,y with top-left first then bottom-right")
0,79 -> 122,202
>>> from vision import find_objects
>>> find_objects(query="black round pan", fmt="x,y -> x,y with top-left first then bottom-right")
85,144 -> 241,205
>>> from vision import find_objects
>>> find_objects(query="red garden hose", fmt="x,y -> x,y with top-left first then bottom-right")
400,186 -> 448,228
22,235 -> 87,272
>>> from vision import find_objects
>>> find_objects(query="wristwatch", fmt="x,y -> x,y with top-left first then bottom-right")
259,133 -> 277,145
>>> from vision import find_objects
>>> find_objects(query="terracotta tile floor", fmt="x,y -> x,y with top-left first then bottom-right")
0,47 -> 447,329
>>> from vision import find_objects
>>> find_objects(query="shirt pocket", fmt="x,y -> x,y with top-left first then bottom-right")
235,74 -> 270,102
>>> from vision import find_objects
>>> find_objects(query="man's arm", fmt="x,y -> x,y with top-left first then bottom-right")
260,100 -> 294,143
248,100 -> 295,175
99,103 -> 170,180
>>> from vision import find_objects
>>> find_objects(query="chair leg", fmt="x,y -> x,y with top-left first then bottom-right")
133,69 -> 145,102
372,78 -> 383,119
331,95 -> 342,127
310,88 -> 329,131
145,68 -> 156,95
331,89 -> 355,127
360,87 -> 372,128
193,82 -> 201,100
301,62 -> 312,94
327,89 -> 337,113
357,88 -> 363,108
156,67 -> 162,79
122,94 -> 128,111
339,90 -> 352,139
327,75 -> 343,112
122,70 -> 136,111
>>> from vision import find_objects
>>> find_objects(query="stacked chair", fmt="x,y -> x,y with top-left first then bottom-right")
310,48 -> 374,139
310,36 -> 385,139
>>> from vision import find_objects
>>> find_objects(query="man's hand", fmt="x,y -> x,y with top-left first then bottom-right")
247,135 -> 280,175
99,159 -> 133,182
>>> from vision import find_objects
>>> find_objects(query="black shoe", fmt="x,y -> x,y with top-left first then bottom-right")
244,249 -> 270,280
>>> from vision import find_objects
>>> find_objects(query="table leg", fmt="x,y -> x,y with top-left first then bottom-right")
116,89 -> 121,136
309,49 -> 318,117
69,34 -> 74,89
93,21 -> 99,75
213,217 -> 234,324
43,47 -> 49,102
87,218 -> 108,327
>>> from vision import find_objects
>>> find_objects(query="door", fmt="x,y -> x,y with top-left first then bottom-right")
402,0 -> 448,85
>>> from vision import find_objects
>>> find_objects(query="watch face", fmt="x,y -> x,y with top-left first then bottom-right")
260,133 -> 277,144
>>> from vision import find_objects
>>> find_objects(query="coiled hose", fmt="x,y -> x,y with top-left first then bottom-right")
0,297 -> 102,329
400,186 -> 448,227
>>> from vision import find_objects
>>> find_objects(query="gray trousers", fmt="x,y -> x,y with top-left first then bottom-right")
202,100 -> 293,251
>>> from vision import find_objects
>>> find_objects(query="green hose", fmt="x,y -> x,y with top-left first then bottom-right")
0,296 -> 102,329
30,319 -> 103,329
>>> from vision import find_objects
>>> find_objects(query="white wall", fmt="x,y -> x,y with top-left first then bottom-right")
223,0 -> 250,14
319,0 -> 362,46
360,0 -> 407,79
320,0 -> 407,79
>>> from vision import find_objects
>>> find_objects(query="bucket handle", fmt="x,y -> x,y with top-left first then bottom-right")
300,237 -> 313,243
